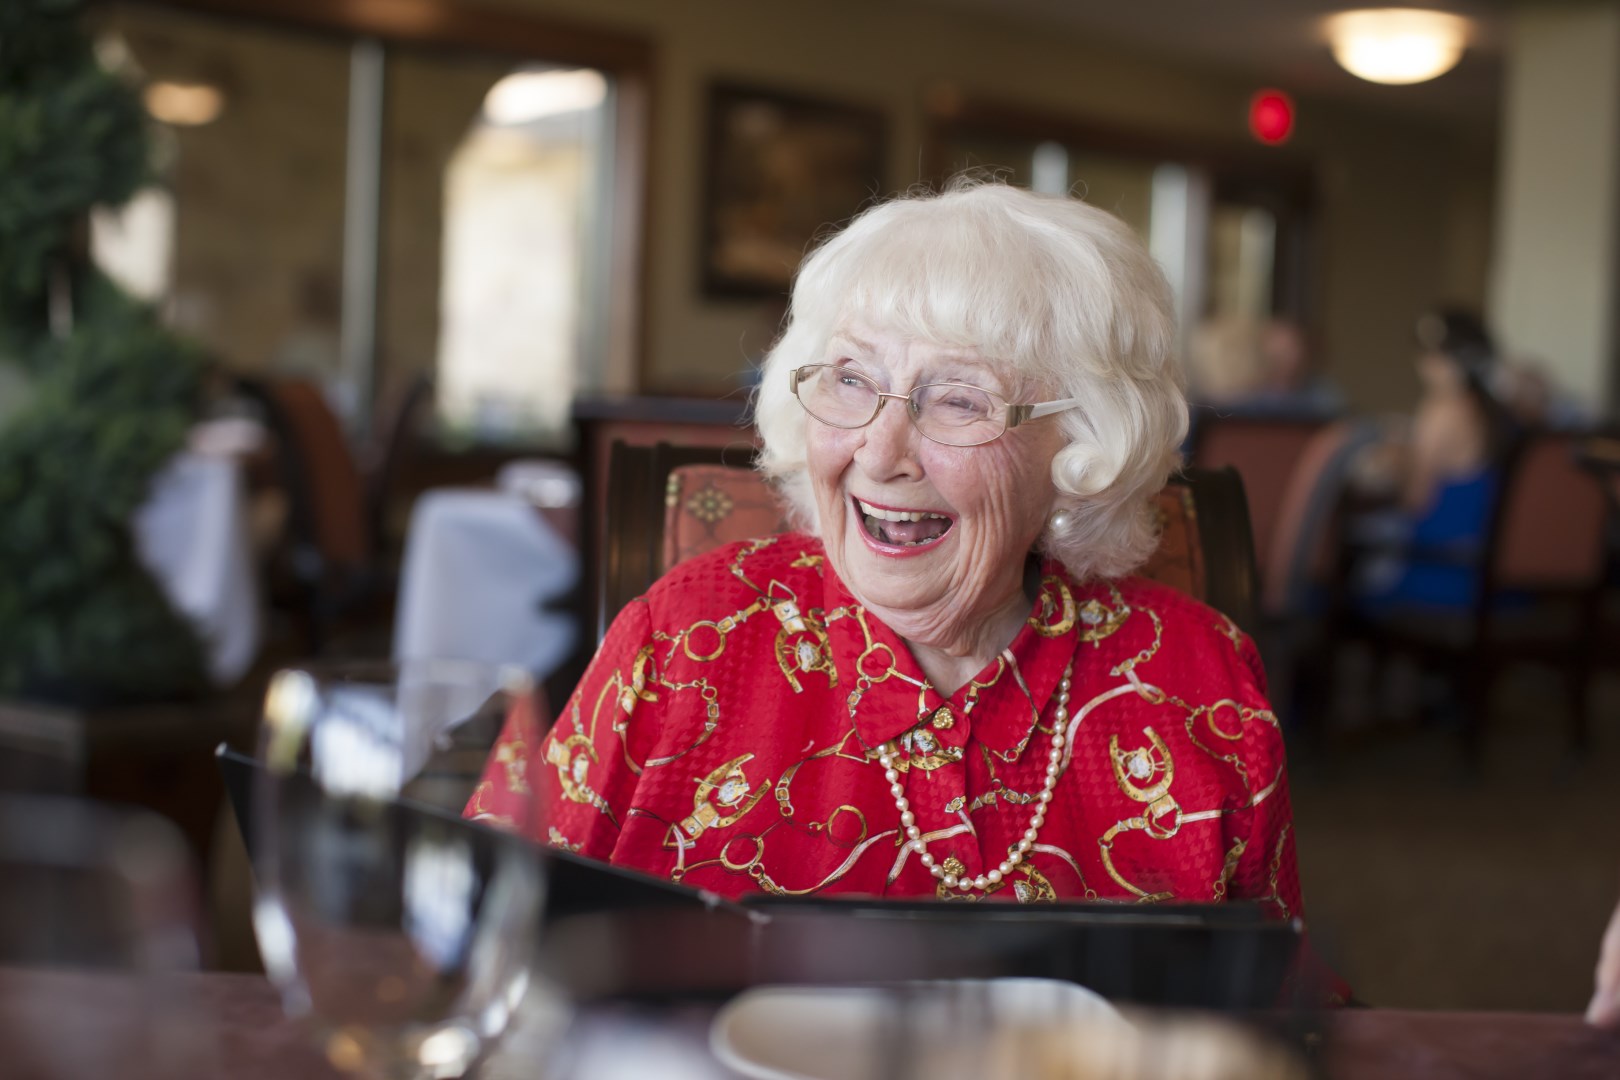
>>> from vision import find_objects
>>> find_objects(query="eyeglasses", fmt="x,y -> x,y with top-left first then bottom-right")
789,364 -> 1079,448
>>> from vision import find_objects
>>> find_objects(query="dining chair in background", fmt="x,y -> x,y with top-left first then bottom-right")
235,373 -> 430,655
1303,430 -> 1611,761
1190,415 -> 1332,578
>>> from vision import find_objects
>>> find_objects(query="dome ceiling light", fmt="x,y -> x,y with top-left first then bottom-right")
144,81 -> 225,126
1327,8 -> 1470,85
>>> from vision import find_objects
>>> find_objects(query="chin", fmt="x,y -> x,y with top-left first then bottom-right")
838,512 -> 955,607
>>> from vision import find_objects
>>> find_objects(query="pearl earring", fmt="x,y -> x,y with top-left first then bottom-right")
1049,509 -> 1073,531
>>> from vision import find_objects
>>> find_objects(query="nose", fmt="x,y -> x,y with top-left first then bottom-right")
853,393 -> 924,481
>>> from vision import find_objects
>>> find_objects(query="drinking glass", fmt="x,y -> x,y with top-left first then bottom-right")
251,658 -> 545,1080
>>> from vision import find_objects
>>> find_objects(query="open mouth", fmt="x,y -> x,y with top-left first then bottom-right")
853,497 -> 955,548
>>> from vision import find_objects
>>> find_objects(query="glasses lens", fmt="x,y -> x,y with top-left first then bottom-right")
911,383 -> 1004,446
797,366 -> 879,428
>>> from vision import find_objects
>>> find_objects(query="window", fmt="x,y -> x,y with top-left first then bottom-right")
89,2 -> 649,449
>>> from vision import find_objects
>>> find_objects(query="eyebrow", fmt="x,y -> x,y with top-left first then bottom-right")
830,332 -> 875,355
827,334 -> 1016,394
829,332 -> 984,366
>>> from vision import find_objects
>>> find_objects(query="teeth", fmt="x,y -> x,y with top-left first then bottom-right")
855,498 -> 949,523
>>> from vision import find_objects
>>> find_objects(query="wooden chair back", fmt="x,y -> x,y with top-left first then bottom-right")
1491,432 -> 1609,590
1261,419 -> 1387,617
1191,416 -> 1331,574
266,378 -> 370,569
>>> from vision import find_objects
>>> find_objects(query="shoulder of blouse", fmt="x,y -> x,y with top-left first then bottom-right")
640,532 -> 828,623
1108,573 -> 1269,692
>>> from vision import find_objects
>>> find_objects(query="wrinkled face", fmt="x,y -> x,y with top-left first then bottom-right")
804,326 -> 1066,645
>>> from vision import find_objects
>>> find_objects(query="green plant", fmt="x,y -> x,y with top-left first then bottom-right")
0,0 -> 206,705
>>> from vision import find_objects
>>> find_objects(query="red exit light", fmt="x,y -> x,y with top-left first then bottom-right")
1250,89 -> 1295,145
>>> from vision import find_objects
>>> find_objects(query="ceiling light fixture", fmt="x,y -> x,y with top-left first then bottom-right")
1327,8 -> 1470,86
144,81 -> 225,126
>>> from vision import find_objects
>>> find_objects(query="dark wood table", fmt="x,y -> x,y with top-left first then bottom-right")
1,967 -> 1614,1079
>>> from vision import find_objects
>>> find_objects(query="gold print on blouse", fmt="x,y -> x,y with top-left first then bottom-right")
975,744 -> 1040,807
612,544 -> 837,776
545,541 -> 1287,907
1029,576 -> 1078,637
774,731 -> 872,819
679,753 -> 770,841
843,609 -> 927,718
1110,727 -> 1174,802
1211,836 -> 1247,901
492,738 -> 530,795
1097,727 -> 1180,902
623,645 -> 660,710
667,801 -> 897,897
772,594 -> 837,693
1136,684 -> 1284,807
544,733 -> 619,826
932,856 -> 1057,903
1011,863 -> 1058,903
885,722 -> 965,773
1076,597 -> 1129,643
1178,697 -> 1281,799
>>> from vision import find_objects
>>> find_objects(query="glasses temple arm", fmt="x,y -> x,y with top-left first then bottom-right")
1012,398 -> 1081,426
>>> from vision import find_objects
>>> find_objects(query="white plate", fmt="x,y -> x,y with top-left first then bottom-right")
710,979 -> 1126,1080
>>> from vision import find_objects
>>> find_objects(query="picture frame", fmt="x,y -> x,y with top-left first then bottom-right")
700,82 -> 887,298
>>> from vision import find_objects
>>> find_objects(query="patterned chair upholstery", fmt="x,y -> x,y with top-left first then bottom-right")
661,464 -> 792,572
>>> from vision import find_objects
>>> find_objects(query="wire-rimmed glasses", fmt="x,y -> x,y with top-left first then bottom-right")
790,364 -> 1078,447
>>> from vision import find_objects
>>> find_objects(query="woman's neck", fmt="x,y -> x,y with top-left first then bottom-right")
899,586 -> 1033,697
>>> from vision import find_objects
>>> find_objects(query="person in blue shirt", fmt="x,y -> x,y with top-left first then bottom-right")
1348,308 -> 1516,614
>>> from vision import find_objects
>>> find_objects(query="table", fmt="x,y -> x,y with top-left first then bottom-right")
1,968 -> 1613,1079
131,448 -> 262,686
392,485 -> 578,682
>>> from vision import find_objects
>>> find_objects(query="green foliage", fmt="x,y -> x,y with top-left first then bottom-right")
0,0 -> 87,90
0,0 -> 207,705
0,39 -> 149,336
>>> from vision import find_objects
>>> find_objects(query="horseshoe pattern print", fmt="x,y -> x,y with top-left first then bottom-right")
468,534 -> 1313,921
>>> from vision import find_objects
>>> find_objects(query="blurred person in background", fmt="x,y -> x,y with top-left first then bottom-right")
1185,315 -> 1342,430
1489,351 -> 1592,430
1248,317 -> 1343,416
1186,314 -> 1266,408
1346,306 -> 1517,613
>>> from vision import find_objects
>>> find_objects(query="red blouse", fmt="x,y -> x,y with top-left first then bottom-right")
470,533 -> 1312,920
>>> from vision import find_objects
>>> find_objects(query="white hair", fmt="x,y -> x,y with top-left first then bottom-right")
752,180 -> 1188,582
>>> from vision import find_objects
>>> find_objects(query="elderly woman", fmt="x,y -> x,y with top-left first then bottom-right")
473,182 -> 1308,912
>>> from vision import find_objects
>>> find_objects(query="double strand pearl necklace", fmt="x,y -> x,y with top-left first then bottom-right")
880,655 -> 1076,895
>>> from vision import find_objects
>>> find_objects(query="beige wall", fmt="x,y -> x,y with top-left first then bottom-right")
117,0 -> 1500,415
492,0 -> 1495,412
1490,2 -> 1620,410
111,6 -> 351,375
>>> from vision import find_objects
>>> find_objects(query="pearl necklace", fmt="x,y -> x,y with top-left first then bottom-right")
880,657 -> 1075,895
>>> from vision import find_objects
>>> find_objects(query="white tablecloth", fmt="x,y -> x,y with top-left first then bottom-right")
392,489 -> 578,682
131,451 -> 263,685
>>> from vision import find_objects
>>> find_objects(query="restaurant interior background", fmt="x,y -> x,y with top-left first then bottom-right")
5,0 -> 1620,1024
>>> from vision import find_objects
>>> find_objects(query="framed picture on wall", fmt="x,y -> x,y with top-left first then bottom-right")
701,82 -> 887,298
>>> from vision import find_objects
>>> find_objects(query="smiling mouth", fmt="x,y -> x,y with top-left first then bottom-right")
853,497 -> 954,548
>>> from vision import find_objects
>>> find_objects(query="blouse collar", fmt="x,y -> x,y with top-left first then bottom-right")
820,552 -> 1084,763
